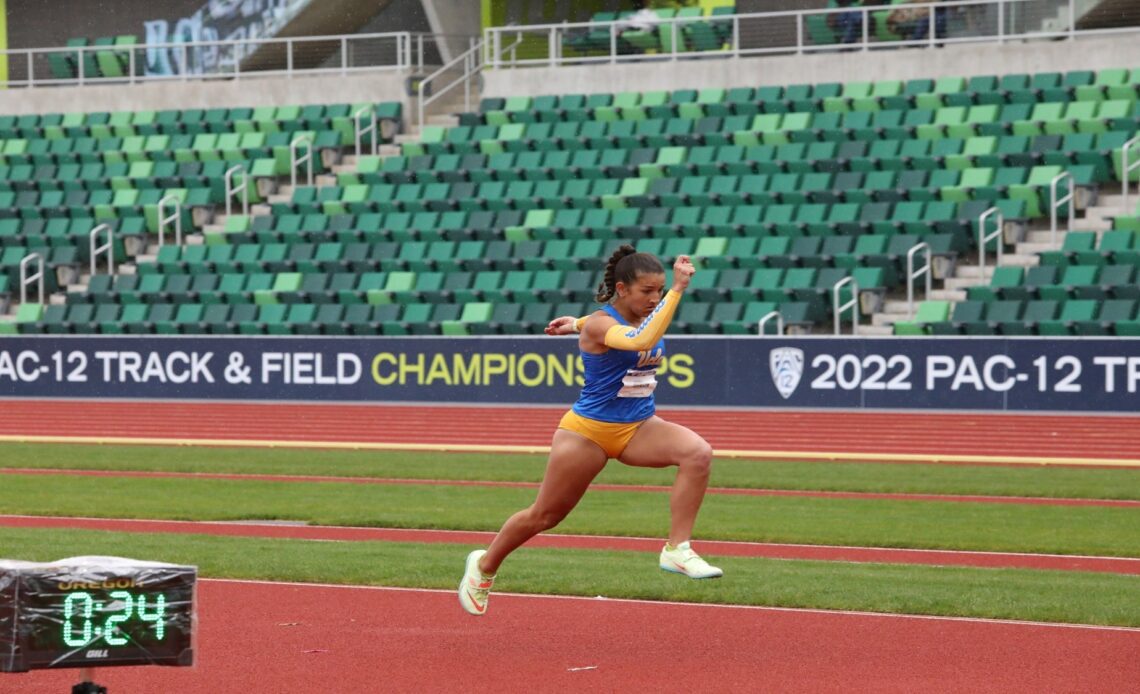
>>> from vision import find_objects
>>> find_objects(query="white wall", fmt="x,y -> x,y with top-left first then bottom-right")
482,33 -> 1140,98
0,71 -> 414,115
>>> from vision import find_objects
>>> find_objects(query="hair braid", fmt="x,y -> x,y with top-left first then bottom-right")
595,244 -> 638,303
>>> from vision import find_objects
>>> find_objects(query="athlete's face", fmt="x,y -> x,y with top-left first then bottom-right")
617,272 -> 666,319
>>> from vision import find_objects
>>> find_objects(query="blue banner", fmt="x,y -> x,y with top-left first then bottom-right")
0,336 -> 1137,413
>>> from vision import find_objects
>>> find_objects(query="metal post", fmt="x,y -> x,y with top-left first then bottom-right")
1122,135 -> 1140,210
492,29 -> 500,70
733,15 -> 740,58
128,45 -> 135,84
1049,171 -> 1074,247
757,311 -> 783,336
181,44 -> 188,81
27,49 -> 33,88
287,38 -> 293,75
290,136 -> 313,188
157,194 -> 183,247
906,243 -> 931,319
833,276 -> 859,336
418,33 -> 424,73
77,46 -> 84,85
549,26 -> 556,67
671,21 -> 678,60
998,0 -> 1005,43
19,253 -> 44,305
89,223 -> 114,277
355,107 -> 377,158
977,207 -> 1004,276
341,37 -> 347,76
224,165 -> 248,217
611,21 -> 618,64
1068,0 -> 1076,40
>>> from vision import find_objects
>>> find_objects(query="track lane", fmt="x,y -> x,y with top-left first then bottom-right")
13,580 -> 1140,694
2,400 -> 1139,465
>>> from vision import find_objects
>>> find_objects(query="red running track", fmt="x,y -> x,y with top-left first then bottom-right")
2,399 -> 1140,465
12,580 -> 1140,694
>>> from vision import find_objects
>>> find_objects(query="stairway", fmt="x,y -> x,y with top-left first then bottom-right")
865,184 -> 1137,335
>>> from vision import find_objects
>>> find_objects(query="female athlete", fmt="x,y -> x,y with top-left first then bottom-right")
459,245 -> 720,616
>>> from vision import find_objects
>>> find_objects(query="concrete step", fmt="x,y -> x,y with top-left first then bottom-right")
1025,229 -> 1066,244
427,114 -> 459,127
954,265 -> 997,280
1070,218 -> 1115,233
858,324 -> 896,336
929,289 -> 967,302
1017,241 -> 1061,254
379,145 -> 401,156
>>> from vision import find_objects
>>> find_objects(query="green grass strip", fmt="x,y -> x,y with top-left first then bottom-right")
2,473 -> 1137,557
0,528 -> 1136,628
3,442 -> 1139,499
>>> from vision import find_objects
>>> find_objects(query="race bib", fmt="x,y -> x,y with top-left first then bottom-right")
617,368 -> 658,398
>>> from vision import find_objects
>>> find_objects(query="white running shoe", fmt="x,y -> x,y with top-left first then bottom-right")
659,541 -> 723,579
459,549 -> 495,616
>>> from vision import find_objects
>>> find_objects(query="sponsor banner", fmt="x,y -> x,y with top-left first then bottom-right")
0,336 -> 1138,412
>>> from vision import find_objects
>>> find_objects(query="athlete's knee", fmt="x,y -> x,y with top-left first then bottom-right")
525,504 -> 569,532
681,438 -> 713,476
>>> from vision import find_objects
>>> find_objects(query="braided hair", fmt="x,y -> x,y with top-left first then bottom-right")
594,244 -> 665,303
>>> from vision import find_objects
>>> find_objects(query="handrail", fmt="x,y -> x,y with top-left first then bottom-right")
3,30 -> 453,88
1123,135 -> 1140,211
354,107 -> 378,158
224,165 -> 249,217
89,223 -> 114,276
290,136 -> 313,188
480,0 -> 1140,69
833,276 -> 859,336
977,207 -> 1004,276
157,194 -> 183,247
757,310 -> 783,336
19,253 -> 44,305
1049,171 -> 1074,247
418,38 -> 485,130
906,242 -> 932,320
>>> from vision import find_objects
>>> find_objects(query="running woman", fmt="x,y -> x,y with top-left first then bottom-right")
459,245 -> 720,616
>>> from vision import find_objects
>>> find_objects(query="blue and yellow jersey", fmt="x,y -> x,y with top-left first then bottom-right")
572,304 -> 665,424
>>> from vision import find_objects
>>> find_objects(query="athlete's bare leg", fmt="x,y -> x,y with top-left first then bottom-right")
479,429 -> 609,575
619,416 -> 713,546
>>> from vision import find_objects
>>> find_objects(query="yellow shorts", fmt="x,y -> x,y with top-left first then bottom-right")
558,410 -> 647,459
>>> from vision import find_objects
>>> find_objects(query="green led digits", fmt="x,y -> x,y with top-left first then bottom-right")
60,591 -> 168,648
136,593 -> 166,640
103,591 -> 134,646
62,592 -> 95,647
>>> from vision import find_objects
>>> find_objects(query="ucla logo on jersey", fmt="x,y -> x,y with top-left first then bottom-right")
635,347 -> 664,369
769,347 -> 804,400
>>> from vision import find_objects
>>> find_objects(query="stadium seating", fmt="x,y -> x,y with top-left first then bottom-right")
2,63 -> 1139,336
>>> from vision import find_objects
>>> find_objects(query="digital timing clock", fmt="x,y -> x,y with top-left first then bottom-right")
0,556 -> 196,673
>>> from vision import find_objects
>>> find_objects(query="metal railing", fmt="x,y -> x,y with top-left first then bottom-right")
157,195 -> 183,247
906,243 -> 932,320
833,276 -> 859,336
418,38 -> 485,129
757,310 -> 783,336
0,31 -> 476,89
290,136 -> 314,188
977,207 -> 1005,275
19,253 -> 44,305
89,224 -> 115,276
224,165 -> 249,217
1123,135 -> 1140,211
1049,171 -> 1074,246
354,107 -> 378,158
484,0 -> 1140,70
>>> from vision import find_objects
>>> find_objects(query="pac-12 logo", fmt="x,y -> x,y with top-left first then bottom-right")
769,347 -> 804,399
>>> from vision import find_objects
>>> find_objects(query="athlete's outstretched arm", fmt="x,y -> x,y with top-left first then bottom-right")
589,255 -> 695,352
